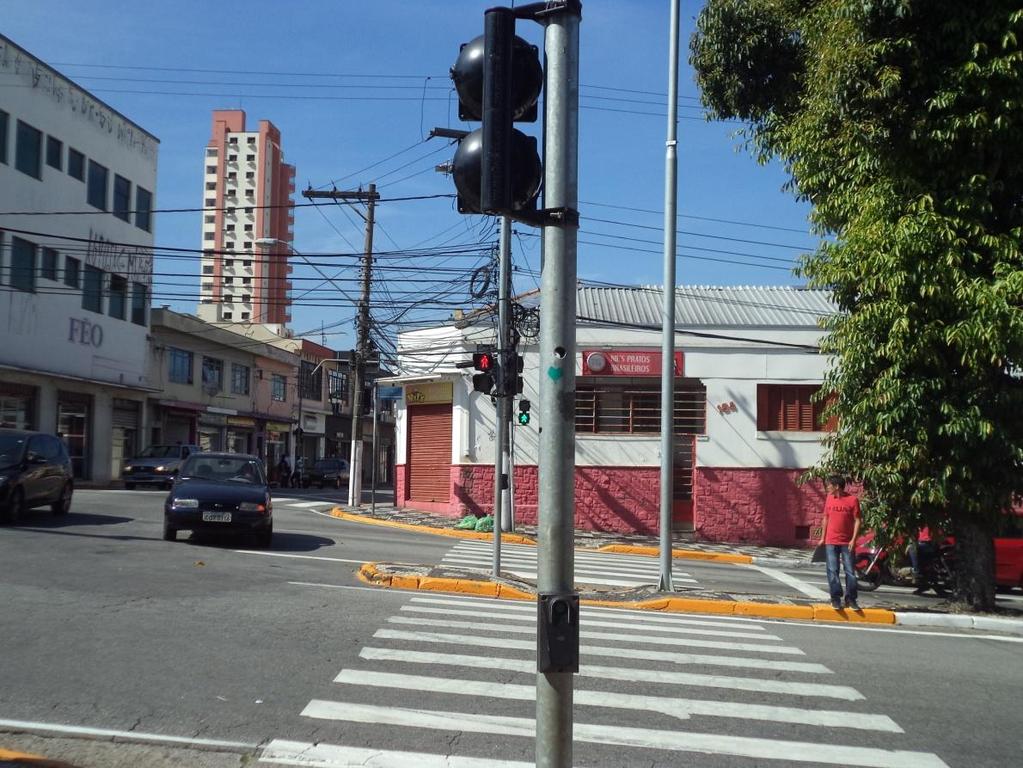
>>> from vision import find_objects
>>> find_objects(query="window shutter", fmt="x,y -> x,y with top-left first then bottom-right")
756,384 -> 769,430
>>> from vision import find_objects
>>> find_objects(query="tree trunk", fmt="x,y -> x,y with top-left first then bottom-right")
954,519 -> 996,612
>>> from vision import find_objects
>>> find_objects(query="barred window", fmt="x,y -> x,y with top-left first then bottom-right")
575,377 -> 706,435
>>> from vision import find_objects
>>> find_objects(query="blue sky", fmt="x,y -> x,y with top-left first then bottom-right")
3,0 -> 816,351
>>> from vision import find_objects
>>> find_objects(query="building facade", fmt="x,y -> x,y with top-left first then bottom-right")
197,110 -> 294,326
147,309 -> 299,468
0,34 -> 158,483
390,286 -> 836,547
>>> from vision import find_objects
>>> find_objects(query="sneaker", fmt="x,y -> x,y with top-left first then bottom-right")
831,599 -> 842,610
845,599 -> 861,611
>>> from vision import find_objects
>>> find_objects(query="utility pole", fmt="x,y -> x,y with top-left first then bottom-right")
302,184 -> 379,507
535,4 -> 581,767
658,0 -> 682,592
492,215 -> 513,576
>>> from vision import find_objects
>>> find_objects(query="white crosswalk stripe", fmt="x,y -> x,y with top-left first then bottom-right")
260,593 -> 950,768
440,538 -> 696,587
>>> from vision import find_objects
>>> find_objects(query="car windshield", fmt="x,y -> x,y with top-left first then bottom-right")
180,456 -> 265,484
138,445 -> 179,459
0,434 -> 27,468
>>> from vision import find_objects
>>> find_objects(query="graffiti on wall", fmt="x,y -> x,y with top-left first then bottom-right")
86,230 -> 153,287
0,39 -> 157,167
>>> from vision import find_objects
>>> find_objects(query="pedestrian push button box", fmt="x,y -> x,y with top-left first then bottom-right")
537,591 -> 579,673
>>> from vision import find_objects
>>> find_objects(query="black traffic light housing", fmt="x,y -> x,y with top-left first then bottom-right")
537,592 -> 579,673
449,7 -> 543,219
517,398 -> 531,426
471,347 -> 499,394
501,350 -> 524,396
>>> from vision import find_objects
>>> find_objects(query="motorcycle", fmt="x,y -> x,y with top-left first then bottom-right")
854,533 -> 956,594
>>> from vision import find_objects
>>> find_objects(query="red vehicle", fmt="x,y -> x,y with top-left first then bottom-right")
995,514 -> 1023,591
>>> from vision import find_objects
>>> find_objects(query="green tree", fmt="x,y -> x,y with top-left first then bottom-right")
692,0 -> 1023,611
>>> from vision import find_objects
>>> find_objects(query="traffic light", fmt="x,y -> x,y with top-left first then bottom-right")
517,399 -> 531,426
471,348 -> 498,394
502,350 -> 524,395
450,7 -> 543,218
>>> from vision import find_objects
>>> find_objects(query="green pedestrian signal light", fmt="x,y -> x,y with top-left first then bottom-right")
517,411 -> 530,426
517,398 -> 531,426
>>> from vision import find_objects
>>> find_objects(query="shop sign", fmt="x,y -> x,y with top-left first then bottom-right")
200,413 -> 227,426
227,416 -> 256,427
405,381 -> 452,405
68,317 -> 103,348
582,349 -> 684,377
378,386 -> 403,400
265,422 -> 292,432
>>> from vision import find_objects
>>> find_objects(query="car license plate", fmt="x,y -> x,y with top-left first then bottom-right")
202,511 -> 232,523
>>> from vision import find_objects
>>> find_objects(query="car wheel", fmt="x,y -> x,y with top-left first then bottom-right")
255,524 -> 273,549
3,487 -> 24,525
125,482 -> 136,491
52,482 -> 72,515
163,521 -> 177,541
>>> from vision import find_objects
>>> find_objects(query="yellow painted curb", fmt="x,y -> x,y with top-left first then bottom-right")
330,508 -> 535,545
355,562 -> 898,624
0,748 -> 81,767
596,544 -> 754,564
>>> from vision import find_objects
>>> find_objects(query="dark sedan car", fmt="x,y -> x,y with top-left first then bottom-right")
0,429 -> 73,524
164,453 -> 272,547
303,457 -> 350,489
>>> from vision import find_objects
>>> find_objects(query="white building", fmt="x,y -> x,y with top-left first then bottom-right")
0,34 -> 158,483
390,285 -> 837,546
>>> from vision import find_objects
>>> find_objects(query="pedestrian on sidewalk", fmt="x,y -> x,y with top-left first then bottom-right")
817,474 -> 862,611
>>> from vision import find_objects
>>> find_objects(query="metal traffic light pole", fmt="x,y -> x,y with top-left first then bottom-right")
535,3 -> 581,767
492,215 -> 512,577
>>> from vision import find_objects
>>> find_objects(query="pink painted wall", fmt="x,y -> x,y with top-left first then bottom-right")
693,467 -> 826,546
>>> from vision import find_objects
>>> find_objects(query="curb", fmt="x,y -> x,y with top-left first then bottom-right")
894,611 -> 1023,636
0,748 -> 81,767
357,562 -> 896,625
329,508 -> 535,544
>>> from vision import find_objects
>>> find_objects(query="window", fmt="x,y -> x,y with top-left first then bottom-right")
82,265 -> 103,312
756,384 -> 835,432
575,378 -> 707,435
245,171 -> 255,179
242,277 -> 251,285
10,237 -> 36,293
204,215 -> 215,224
87,160 -> 108,210
46,136 -> 63,170
202,265 -> 214,274
41,248 -> 58,280
228,154 -> 237,161
201,282 -> 213,292
202,357 -> 224,392
168,347 -> 193,384
206,165 -> 216,174
108,274 -> 127,319
328,369 -> 348,401
244,224 -> 253,232
226,242 -> 234,250
271,373 -> 287,402
241,294 -> 251,303
225,258 -> 234,267
204,232 -> 215,241
135,187 -> 152,232
15,120 -> 42,179
243,241 -> 251,249
205,181 -> 216,190
228,137 -> 238,144
247,136 -> 256,144
225,277 -> 234,285
205,198 -> 216,207
224,295 -> 233,304
113,175 -> 132,222
223,311 -> 233,320
246,154 -> 255,162
68,148 -> 84,180
64,256 -> 80,288
0,109 -> 8,164
131,283 -> 148,325
299,360 -> 323,400
243,260 -> 251,268
241,312 -> 250,320
226,224 -> 235,231
231,363 -> 250,395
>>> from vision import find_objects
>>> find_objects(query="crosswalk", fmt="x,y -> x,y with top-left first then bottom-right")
260,594 -> 950,767
440,538 -> 698,588
272,496 -> 337,510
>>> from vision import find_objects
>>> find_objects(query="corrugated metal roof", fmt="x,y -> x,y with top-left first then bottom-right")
575,285 -> 834,328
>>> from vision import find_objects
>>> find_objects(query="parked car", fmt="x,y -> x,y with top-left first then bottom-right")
995,514 -> 1023,591
164,452 -> 272,547
123,444 -> 200,489
0,429 -> 73,524
304,457 -> 350,489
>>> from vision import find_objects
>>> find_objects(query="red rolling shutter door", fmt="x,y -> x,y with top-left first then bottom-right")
407,403 -> 452,503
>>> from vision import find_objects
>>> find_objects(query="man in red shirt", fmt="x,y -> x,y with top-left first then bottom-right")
816,475 -> 862,610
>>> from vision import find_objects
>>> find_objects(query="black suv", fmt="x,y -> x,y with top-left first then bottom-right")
0,429 -> 74,524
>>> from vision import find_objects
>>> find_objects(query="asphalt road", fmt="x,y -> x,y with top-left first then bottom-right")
1,489 -> 1021,767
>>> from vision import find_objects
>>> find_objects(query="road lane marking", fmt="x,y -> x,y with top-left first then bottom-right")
232,550 -> 365,564
300,702 -> 945,766
332,669 -> 902,732
0,718 -> 257,751
285,501 -> 334,508
749,564 -> 832,600
385,616 -> 823,672
360,646 -> 865,699
399,603 -> 773,632
259,740 -> 534,767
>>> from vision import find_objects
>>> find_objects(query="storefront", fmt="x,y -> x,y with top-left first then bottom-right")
401,382 -> 453,513
264,422 -> 291,468
0,382 -> 36,429
58,391 -> 91,480
111,398 -> 141,480
155,400 -> 199,446
198,412 -> 228,452
226,416 -> 256,454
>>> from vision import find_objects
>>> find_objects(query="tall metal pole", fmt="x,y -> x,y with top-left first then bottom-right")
371,382 -> 379,515
658,0 -> 682,592
492,215 -> 512,576
348,183 -> 376,507
536,5 -> 580,767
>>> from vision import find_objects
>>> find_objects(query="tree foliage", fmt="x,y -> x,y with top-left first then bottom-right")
692,0 -> 1023,610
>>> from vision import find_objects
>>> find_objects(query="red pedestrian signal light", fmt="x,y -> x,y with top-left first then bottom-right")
473,351 -> 494,371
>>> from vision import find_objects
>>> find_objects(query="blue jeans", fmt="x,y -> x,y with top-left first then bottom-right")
825,544 -> 857,603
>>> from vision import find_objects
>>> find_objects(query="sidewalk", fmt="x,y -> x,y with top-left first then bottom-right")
331,502 -> 1023,636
